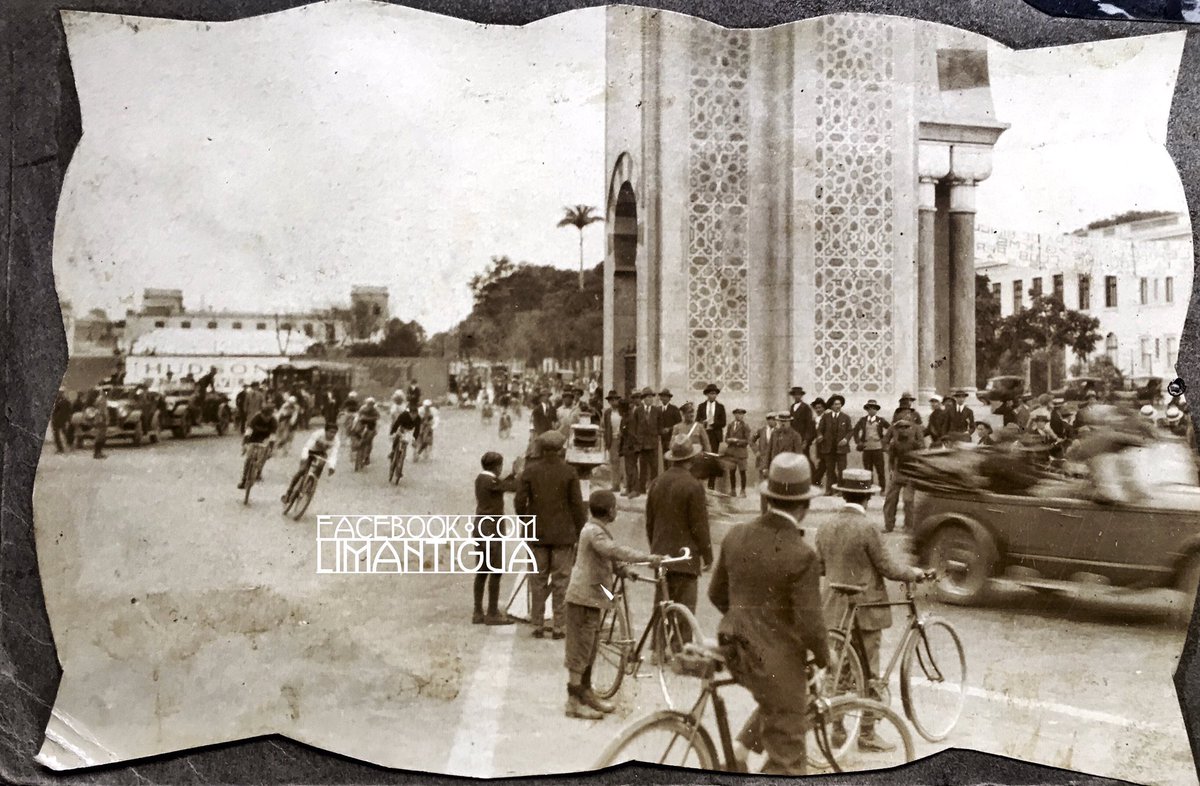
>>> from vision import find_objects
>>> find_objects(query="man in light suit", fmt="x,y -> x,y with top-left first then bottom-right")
815,468 -> 926,752
601,390 -> 623,491
816,394 -> 853,493
696,383 -> 727,490
751,412 -> 779,480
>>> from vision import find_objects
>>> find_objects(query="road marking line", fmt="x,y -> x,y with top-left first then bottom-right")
921,682 -> 1169,732
446,624 -> 517,776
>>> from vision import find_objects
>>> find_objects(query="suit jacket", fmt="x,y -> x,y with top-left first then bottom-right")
631,404 -> 660,451
602,407 -> 619,450
852,415 -> 891,451
815,505 -> 915,630
474,470 -> 517,526
945,403 -> 975,435
531,402 -> 557,436
657,404 -> 682,445
645,466 -> 712,575
752,425 -> 774,468
767,426 -> 805,467
724,419 -> 752,459
515,455 -> 586,547
696,401 -> 727,446
926,407 -> 949,443
708,512 -> 831,700
789,401 -> 816,446
816,411 -> 853,455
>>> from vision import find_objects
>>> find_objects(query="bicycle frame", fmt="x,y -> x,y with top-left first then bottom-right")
831,582 -> 935,689
615,564 -> 680,672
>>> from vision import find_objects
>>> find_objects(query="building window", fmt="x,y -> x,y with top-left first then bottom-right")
991,282 -> 1001,301
304,323 -> 314,338
1030,277 -> 1043,299
1052,274 -> 1063,301
326,323 -> 337,342
256,322 -> 267,330
372,305 -> 382,317
1013,279 -> 1024,312
180,321 -> 192,329
232,321 -> 243,329
1166,276 -> 1175,303
1105,276 -> 1118,308
1078,275 -> 1091,310
1106,333 -> 1119,365
281,322 -> 293,331
1154,279 -> 1160,302
1140,277 -> 1149,305
1156,338 -> 1161,359
154,320 -> 166,328
1168,337 -> 1178,370
1141,338 -> 1153,373
207,321 -> 218,329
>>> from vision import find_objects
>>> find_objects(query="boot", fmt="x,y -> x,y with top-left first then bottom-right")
857,731 -> 896,753
484,612 -> 514,626
581,689 -> 615,714
565,694 -> 604,720
472,610 -> 485,625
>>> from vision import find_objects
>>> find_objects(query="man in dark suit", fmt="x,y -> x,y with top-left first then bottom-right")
656,388 -> 682,471
630,387 -> 660,497
696,383 -> 727,490
815,469 -> 926,752
515,430 -> 586,639
926,395 -> 949,446
709,453 -> 828,775
787,386 -> 815,450
816,394 -> 852,493
766,412 -> 805,470
531,390 -> 558,437
646,435 -> 713,636
944,389 -> 976,439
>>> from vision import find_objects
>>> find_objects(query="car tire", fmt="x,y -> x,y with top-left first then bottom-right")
182,414 -> 192,439
922,521 -> 997,606
149,411 -> 161,444
217,405 -> 231,436
1170,552 -> 1200,629
132,420 -> 144,447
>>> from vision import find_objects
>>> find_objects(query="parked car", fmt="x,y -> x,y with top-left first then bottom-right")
71,386 -> 163,446
906,443 -> 1200,625
1051,376 -> 1106,403
1112,376 -> 1164,407
159,383 -> 233,438
976,375 -> 1025,406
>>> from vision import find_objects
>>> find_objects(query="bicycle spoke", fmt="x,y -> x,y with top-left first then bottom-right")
811,698 -> 914,772
901,619 -> 966,743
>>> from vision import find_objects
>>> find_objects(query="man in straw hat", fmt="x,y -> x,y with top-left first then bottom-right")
646,435 -> 713,633
709,453 -> 828,775
515,430 -> 586,640
816,469 -> 928,753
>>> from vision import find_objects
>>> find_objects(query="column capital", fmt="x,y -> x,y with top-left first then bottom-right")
949,143 -> 994,184
917,140 -> 951,180
948,179 -> 977,213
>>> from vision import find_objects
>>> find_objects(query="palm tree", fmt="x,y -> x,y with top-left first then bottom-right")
557,205 -> 604,290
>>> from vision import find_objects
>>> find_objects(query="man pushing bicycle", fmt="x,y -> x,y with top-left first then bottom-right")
283,422 -> 340,503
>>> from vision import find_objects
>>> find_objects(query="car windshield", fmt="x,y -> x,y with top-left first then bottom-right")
163,385 -> 196,395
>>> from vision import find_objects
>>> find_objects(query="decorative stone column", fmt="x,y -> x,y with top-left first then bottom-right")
916,141 -> 950,400
946,144 -> 994,396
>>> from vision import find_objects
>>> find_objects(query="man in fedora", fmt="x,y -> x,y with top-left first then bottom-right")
816,468 -> 927,753
945,389 -> 976,439
515,430 -> 587,639
892,392 -> 922,428
646,435 -> 713,633
767,412 -> 805,475
926,394 -> 949,446
816,394 -> 852,493
657,388 -> 682,473
752,412 -> 778,480
724,407 -> 752,497
531,389 -> 557,437
709,452 -> 829,775
852,399 -> 890,493
696,383 -> 727,489
788,386 -> 816,450
601,389 -> 623,491
630,387 -> 661,497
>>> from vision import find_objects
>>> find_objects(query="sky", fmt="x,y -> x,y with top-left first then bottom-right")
55,6 -> 1186,333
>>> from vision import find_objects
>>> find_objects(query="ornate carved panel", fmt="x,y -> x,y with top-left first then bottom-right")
686,27 -> 750,393
812,17 -> 896,394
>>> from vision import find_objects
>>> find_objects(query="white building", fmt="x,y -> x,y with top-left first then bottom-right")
976,214 -> 1192,379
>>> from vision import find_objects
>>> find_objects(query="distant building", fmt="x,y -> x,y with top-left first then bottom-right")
72,309 -> 123,357
1071,211 -> 1190,243
976,213 -> 1192,379
349,285 -> 390,340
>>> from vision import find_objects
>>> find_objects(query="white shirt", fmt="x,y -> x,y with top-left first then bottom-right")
300,430 -> 340,472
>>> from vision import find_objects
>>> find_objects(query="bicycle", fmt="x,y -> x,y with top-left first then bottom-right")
241,441 -> 273,505
586,548 -> 710,710
823,570 -> 966,748
282,454 -> 328,520
595,629 -> 914,773
352,426 -> 376,472
388,431 -> 410,485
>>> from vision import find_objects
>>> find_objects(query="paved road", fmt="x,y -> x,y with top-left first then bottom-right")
32,408 -> 1197,784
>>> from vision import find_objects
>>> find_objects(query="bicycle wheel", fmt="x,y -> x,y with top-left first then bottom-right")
242,454 -> 255,505
389,449 -> 402,484
656,603 -> 705,710
589,604 -> 631,700
900,618 -> 966,742
806,632 -> 866,770
291,476 -> 317,520
594,711 -> 718,771
808,696 -> 915,773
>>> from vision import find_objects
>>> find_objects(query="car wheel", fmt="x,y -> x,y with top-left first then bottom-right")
132,419 -> 144,447
1170,552 -> 1200,629
182,414 -> 192,439
149,411 -> 161,443
217,405 -> 231,436
922,521 -> 996,606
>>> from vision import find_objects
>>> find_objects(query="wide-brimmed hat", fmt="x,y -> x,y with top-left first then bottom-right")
641,387 -> 656,398
1167,405 -> 1184,423
759,453 -> 823,501
864,399 -> 881,411
537,430 -> 566,451
834,468 -> 881,496
1051,397 -> 1065,406
789,386 -> 806,396
703,383 -> 721,395
812,397 -> 827,408
605,389 -> 620,401
659,388 -> 673,398
665,434 -> 702,462
899,392 -> 915,402
827,395 -> 846,407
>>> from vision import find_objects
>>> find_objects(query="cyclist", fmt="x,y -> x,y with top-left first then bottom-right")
352,397 -> 381,466
708,452 -> 828,775
282,421 -> 340,503
276,395 -> 300,452
239,401 -> 279,489
416,399 -> 439,459
389,400 -> 421,468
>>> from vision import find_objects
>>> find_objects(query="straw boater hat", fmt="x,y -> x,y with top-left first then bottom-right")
766,411 -> 779,421
834,467 -> 881,496
759,452 -> 823,501
776,411 -> 793,422
665,434 -> 703,463
1140,404 -> 1156,417
704,383 -> 721,395
1167,405 -> 1184,424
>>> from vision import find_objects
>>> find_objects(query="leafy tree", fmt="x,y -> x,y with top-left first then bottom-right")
347,319 -> 427,357
975,274 -> 1003,388
994,294 -> 1101,393
557,205 -> 604,290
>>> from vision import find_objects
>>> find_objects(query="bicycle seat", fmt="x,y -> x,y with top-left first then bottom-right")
827,582 -> 867,595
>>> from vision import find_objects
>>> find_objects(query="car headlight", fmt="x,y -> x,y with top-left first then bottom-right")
115,406 -> 129,418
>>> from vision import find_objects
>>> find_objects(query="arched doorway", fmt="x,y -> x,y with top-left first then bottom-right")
608,153 -> 639,397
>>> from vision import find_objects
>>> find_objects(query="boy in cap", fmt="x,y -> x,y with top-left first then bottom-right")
724,408 -> 752,496
563,488 -> 662,719
472,451 -> 518,626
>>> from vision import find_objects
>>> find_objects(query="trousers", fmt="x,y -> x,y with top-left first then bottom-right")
861,449 -> 886,492
530,545 -> 574,631
637,449 -> 658,493
882,469 -> 915,531
822,453 -> 847,492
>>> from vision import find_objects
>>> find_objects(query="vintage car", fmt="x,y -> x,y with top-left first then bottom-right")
71,385 -> 163,446
1051,375 -> 1106,403
158,383 -> 233,438
1112,375 -> 1164,407
907,442 -> 1200,625
976,375 -> 1025,406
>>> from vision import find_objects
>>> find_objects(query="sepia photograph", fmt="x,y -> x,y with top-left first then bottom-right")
30,2 -> 1199,783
